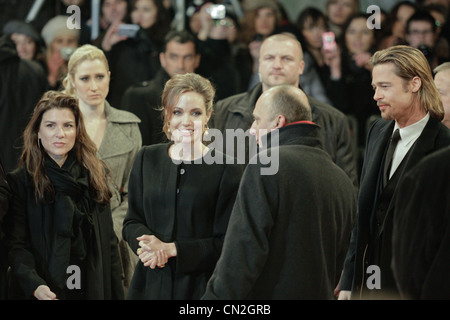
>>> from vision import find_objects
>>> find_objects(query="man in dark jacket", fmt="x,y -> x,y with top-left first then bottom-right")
202,85 -> 356,299
121,30 -> 201,146
0,34 -> 47,173
392,146 -> 450,299
209,33 -> 359,188
339,45 -> 450,300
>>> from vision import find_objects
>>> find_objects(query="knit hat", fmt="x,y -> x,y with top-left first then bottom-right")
3,20 -> 43,45
41,15 -> 80,46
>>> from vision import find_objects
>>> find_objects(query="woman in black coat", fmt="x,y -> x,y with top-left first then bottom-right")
4,91 -> 123,300
122,73 -> 243,299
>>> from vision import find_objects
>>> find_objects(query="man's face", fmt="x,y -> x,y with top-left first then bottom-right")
102,0 -> 128,24
406,21 -> 436,48
250,91 -> 278,147
160,41 -> 200,77
259,37 -> 304,91
434,69 -> 450,128
372,63 -> 419,124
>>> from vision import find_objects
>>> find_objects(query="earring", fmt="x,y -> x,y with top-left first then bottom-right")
204,124 -> 209,136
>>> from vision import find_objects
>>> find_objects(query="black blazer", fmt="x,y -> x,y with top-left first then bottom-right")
341,116 -> 450,298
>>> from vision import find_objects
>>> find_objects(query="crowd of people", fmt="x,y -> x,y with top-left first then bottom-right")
0,0 -> 449,301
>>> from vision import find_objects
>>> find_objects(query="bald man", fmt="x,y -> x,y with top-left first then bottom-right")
210,33 -> 358,187
202,85 -> 356,299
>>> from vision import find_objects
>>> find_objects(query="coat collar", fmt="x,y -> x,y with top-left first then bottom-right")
263,122 -> 324,150
98,102 -> 140,159
104,100 -> 141,124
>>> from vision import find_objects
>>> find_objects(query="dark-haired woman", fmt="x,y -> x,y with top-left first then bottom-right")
4,91 -> 123,300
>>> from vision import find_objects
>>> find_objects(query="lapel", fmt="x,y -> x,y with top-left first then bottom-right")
358,119 -> 394,228
98,102 -> 137,160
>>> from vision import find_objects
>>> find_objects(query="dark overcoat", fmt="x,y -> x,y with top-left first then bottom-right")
392,146 -> 450,299
202,123 -> 357,299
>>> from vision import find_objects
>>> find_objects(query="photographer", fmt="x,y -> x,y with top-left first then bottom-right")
101,0 -> 171,108
190,2 -> 241,100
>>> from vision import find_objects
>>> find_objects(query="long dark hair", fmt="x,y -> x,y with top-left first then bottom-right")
20,91 -> 111,203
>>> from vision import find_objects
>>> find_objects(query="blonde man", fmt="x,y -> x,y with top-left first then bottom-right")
339,45 -> 450,300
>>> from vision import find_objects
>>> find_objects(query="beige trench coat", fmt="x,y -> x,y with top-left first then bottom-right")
97,101 -> 142,293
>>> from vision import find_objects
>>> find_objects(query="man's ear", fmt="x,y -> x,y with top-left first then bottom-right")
274,114 -> 286,128
299,60 -> 305,76
411,76 -> 422,93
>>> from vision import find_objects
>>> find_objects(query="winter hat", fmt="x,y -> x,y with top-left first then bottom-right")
41,15 -> 80,45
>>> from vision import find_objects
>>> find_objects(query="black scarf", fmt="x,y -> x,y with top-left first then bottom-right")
43,152 -> 95,298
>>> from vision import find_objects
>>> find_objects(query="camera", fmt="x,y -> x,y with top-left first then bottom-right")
207,4 -> 226,20
117,24 -> 140,38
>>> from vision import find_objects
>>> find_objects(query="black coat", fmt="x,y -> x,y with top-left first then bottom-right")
4,161 -> 124,300
0,35 -> 47,173
202,123 -> 357,299
341,117 -> 450,299
121,68 -> 170,146
122,144 -> 243,299
106,29 -> 162,108
392,146 -> 450,299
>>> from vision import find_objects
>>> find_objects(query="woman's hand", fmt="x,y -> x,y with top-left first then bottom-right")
322,44 -> 342,80
34,285 -> 57,300
136,235 -> 177,269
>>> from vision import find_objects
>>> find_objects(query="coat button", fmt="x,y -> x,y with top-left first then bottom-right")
180,168 -> 185,175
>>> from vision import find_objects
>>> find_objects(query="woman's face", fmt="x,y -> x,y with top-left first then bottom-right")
168,91 -> 210,145
131,0 -> 158,29
38,107 -> 77,166
392,4 -> 416,39
301,17 -> 327,50
254,7 -> 277,36
72,59 -> 110,108
327,0 -> 356,26
11,33 -> 36,60
345,17 -> 375,54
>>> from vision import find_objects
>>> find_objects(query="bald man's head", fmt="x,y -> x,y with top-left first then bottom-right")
251,85 -> 312,146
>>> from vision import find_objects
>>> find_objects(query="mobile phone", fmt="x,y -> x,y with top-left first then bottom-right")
60,47 -> 76,60
207,4 -> 226,20
117,24 -> 140,38
322,32 -> 336,51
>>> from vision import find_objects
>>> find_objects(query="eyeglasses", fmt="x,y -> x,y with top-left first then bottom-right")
408,29 -> 433,36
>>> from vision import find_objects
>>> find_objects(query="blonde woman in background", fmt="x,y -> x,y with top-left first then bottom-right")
62,44 -> 142,294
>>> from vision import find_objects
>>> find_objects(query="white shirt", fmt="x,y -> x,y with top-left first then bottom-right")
389,113 -> 430,178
